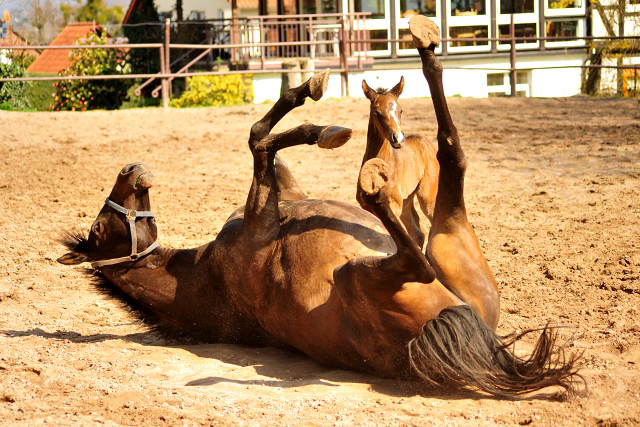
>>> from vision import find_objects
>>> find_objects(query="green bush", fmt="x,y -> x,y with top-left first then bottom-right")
53,32 -> 130,111
170,74 -> 253,108
119,82 -> 161,109
0,58 -> 32,110
21,73 -> 56,111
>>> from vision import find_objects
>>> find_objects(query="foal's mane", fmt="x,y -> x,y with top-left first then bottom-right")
375,87 -> 391,95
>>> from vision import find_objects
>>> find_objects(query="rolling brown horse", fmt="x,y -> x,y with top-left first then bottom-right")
57,25 -> 584,399
358,76 -> 439,249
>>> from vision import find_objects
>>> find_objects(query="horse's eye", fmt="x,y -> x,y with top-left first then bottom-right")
92,222 -> 103,235
375,110 -> 383,116
400,109 -> 404,115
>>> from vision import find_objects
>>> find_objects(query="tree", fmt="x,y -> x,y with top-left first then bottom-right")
123,0 -> 161,95
0,58 -> 32,110
25,0 -> 62,44
585,0 -> 640,96
61,0 -> 124,25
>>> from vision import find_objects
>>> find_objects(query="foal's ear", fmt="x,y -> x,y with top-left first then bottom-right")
362,80 -> 377,101
57,251 -> 89,265
390,76 -> 405,98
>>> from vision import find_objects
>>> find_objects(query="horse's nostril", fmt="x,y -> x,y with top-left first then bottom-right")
121,162 -> 144,175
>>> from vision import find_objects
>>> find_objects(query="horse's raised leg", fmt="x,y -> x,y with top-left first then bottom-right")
249,69 -> 330,149
409,16 -> 500,329
245,124 -> 351,244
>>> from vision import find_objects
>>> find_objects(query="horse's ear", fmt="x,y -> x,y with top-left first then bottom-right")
57,251 -> 89,265
362,80 -> 377,101
390,76 -> 405,98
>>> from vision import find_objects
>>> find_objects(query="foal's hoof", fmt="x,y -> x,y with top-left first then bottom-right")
309,69 -> 331,101
358,158 -> 389,196
318,125 -> 352,149
409,16 -> 440,49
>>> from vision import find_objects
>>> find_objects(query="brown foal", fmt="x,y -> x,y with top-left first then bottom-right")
358,77 -> 439,248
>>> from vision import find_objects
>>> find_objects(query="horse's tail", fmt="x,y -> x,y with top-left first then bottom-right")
408,305 -> 586,399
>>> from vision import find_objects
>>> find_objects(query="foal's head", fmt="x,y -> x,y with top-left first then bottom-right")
57,162 -> 158,266
362,76 -> 405,149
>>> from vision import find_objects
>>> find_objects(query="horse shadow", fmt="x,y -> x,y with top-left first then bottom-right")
1,327 -> 558,401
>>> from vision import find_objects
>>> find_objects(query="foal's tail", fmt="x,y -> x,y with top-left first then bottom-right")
408,305 -> 586,399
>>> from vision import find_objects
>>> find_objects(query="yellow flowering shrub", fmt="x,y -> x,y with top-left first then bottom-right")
170,74 -> 253,108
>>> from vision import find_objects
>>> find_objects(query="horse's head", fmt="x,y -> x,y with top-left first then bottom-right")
362,76 -> 405,149
57,162 -> 158,267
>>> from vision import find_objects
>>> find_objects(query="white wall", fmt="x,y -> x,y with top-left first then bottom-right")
154,0 -> 231,20
251,54 -> 586,104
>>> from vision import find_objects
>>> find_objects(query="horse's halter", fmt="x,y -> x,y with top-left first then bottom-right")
91,198 -> 159,269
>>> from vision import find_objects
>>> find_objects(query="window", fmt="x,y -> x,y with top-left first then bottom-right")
399,28 -> 414,49
487,73 -> 505,86
548,0 -> 580,9
500,0 -> 534,14
546,20 -> 577,40
301,0 -> 338,14
449,25 -> 489,46
369,29 -> 389,50
189,11 -> 205,20
400,0 -> 437,17
451,0 -> 486,15
487,71 -> 530,96
516,70 -> 528,84
498,23 -> 537,43
356,0 -> 386,18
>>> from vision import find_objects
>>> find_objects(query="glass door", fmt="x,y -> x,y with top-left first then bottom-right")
497,0 -> 539,51
396,0 -> 442,55
347,0 -> 391,56
447,0 -> 492,52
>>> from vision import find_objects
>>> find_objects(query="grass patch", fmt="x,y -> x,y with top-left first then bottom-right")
25,73 -> 56,111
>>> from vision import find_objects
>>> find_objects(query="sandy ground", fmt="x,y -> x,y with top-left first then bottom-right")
0,94 -> 639,426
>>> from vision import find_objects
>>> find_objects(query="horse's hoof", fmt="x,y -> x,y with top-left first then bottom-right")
409,16 -> 440,49
358,158 -> 389,196
309,69 -> 330,101
318,125 -> 352,149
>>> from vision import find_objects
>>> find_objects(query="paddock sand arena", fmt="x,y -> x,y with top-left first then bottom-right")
0,94 -> 639,426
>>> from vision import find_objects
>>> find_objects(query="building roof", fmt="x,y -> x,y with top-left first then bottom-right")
27,22 -> 101,74
0,27 -> 40,58
123,0 -> 141,24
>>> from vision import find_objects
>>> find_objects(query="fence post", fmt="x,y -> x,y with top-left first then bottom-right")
339,15 -> 349,97
509,14 -> 516,97
162,18 -> 170,109
260,17 -> 266,70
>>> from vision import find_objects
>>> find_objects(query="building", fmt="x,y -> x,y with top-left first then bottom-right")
122,0 -> 639,101
0,26 -> 40,64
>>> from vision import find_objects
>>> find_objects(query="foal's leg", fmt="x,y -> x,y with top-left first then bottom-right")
410,16 -> 499,329
399,193 -> 425,249
333,158 -> 458,376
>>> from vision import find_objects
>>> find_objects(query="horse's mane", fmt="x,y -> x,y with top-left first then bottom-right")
54,228 -> 195,344
55,227 -> 89,255
375,87 -> 391,95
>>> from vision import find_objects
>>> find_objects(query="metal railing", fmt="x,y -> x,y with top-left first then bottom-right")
1,15 -> 639,108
